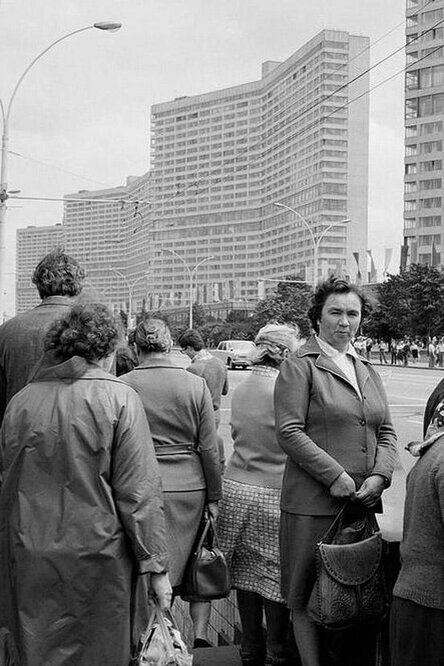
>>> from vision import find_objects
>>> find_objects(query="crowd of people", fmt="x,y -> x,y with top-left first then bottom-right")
0,250 -> 443,666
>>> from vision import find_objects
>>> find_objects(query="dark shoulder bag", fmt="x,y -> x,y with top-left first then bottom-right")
307,502 -> 390,630
181,513 -> 231,602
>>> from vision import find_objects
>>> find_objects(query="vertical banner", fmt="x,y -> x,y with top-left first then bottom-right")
400,243 -> 409,271
383,248 -> 393,276
431,237 -> 440,267
352,252 -> 362,284
366,250 -> 377,283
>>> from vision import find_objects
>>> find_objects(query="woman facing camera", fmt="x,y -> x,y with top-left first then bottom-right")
120,318 -> 222,642
275,277 -> 397,666
218,323 -> 302,666
0,304 -> 171,666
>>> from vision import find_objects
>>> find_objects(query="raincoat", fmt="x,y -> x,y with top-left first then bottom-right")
0,356 -> 168,666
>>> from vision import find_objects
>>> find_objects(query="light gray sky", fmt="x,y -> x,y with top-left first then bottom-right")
1,0 -> 406,314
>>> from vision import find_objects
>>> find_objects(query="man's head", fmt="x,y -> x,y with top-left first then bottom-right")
32,249 -> 85,300
178,329 -> 204,360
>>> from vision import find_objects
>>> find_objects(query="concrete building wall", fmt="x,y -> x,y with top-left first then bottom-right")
404,0 -> 444,268
16,225 -> 64,313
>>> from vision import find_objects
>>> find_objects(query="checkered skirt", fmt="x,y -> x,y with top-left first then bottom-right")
217,478 -> 284,603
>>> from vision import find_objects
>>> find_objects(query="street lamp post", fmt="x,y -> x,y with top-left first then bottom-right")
110,268 -> 149,328
162,248 -> 214,328
274,202 -> 350,288
0,21 -> 122,318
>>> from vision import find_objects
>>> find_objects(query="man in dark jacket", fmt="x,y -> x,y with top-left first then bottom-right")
0,249 -> 84,424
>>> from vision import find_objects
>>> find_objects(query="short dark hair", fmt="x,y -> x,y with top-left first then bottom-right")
44,303 -> 119,362
134,318 -> 172,353
177,329 -> 204,351
32,249 -> 85,299
308,276 -> 372,334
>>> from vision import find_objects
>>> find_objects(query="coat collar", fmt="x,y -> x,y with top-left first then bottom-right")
35,295 -> 77,308
298,336 -> 370,393
134,354 -> 186,371
32,354 -> 118,383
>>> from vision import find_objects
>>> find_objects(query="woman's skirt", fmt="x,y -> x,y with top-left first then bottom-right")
279,511 -> 333,609
217,478 -> 284,603
163,489 -> 206,588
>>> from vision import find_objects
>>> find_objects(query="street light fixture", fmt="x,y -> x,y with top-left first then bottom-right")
274,202 -> 350,288
0,21 -> 122,318
161,248 -> 214,329
109,268 -> 149,328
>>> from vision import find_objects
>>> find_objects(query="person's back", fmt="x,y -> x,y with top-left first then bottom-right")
187,351 -> 228,426
0,250 -> 84,424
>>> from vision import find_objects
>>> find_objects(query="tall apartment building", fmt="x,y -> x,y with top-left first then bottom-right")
16,29 -> 370,317
404,0 -> 444,267
62,180 -> 140,312
147,28 -> 369,310
16,224 -> 64,312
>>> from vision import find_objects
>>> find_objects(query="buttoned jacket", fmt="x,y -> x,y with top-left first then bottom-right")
274,336 -> 397,515
121,356 -> 221,500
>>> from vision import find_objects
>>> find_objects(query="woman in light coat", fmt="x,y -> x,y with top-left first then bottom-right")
0,304 -> 171,666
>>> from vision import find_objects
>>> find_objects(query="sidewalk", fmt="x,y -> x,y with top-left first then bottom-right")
193,645 -> 241,665
370,351 -> 443,370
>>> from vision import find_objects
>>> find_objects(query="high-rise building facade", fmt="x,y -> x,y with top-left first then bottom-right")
16,29 -> 370,317
16,224 -> 64,312
146,28 -> 369,309
404,0 -> 444,267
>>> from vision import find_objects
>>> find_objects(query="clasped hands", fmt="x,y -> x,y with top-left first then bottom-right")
330,471 -> 386,508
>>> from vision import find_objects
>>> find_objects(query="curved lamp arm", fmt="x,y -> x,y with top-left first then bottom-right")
274,202 -> 316,249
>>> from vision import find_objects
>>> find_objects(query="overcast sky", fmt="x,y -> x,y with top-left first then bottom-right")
0,0 -> 406,313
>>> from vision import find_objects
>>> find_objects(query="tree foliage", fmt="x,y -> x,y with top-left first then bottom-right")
252,277 -> 313,338
365,264 -> 444,340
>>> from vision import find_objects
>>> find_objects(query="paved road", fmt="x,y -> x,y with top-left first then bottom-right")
218,364 -> 444,541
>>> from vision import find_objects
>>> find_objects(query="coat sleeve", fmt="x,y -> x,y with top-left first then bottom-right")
111,390 -> 169,575
369,371 -> 398,482
196,382 -> 222,501
274,356 -> 345,488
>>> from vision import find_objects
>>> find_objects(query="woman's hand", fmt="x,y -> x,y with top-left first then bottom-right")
329,471 -> 356,499
150,572 -> 173,611
207,501 -> 219,521
355,475 -> 386,508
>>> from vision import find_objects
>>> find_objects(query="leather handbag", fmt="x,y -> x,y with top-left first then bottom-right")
181,513 -> 231,601
307,502 -> 389,630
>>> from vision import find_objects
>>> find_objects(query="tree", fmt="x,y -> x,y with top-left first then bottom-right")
365,264 -> 444,340
252,277 -> 313,338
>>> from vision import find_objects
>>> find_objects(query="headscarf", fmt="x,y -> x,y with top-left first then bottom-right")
252,323 -> 301,366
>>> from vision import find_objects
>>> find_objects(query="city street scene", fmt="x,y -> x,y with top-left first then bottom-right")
1,0 -> 444,665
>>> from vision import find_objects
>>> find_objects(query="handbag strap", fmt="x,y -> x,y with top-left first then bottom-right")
318,501 -> 379,545
195,511 -> 220,551
318,502 -> 348,544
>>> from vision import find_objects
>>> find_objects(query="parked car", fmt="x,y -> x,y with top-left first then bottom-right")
210,339 -> 256,369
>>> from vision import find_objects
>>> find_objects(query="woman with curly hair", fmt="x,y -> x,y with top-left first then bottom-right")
0,304 -> 171,666
120,318 -> 222,643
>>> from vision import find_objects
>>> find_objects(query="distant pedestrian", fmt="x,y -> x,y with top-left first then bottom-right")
428,339 -> 437,368
437,338 -> 444,368
365,337 -> 373,360
0,249 -> 85,425
390,339 -> 398,365
377,340 -> 388,364
410,340 -> 419,364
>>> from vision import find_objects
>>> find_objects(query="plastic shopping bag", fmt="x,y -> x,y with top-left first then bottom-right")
136,601 -> 193,666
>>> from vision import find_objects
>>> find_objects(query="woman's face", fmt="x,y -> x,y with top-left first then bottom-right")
318,292 -> 362,352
